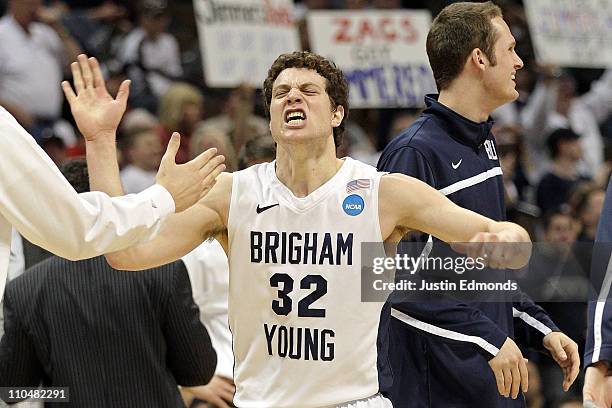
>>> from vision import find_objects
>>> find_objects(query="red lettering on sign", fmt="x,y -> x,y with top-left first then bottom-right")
379,18 -> 397,41
333,17 -> 352,42
356,19 -> 376,42
401,17 -> 418,43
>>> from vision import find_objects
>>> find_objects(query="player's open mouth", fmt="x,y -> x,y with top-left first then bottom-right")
285,109 -> 307,127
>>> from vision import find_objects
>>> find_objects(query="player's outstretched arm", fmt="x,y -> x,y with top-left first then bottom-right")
63,54 -> 225,213
105,173 -> 232,271
379,173 -> 531,269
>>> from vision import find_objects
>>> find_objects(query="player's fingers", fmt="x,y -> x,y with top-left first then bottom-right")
191,147 -> 219,169
566,348 -> 580,391
115,80 -> 131,107
88,56 -> 105,89
78,54 -> 94,89
219,386 -> 234,402
208,393 -> 230,408
61,81 -> 77,104
493,369 -> 505,396
502,367 -> 512,397
199,155 -> 226,178
70,61 -> 84,93
201,162 -> 226,184
161,132 -> 180,165
468,241 -> 484,262
519,357 -> 529,393
488,241 -> 506,269
510,364 -> 521,399
552,339 -> 568,364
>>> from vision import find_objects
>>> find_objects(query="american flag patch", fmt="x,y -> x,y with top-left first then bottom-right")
346,178 -> 371,193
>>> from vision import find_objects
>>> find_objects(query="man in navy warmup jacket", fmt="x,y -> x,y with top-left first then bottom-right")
377,3 -> 580,407
583,178 -> 612,408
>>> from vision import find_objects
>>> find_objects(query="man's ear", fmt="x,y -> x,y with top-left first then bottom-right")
471,48 -> 488,72
331,105 -> 344,128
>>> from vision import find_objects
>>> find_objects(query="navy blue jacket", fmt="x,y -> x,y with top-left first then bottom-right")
377,95 -> 558,408
585,178 -> 612,368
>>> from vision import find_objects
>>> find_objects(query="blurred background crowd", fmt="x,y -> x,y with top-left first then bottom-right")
0,0 -> 610,407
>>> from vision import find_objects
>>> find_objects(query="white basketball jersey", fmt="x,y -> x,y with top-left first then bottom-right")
227,157 -> 387,407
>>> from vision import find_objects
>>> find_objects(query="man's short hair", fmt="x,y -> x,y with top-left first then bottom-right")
60,159 -> 90,194
426,1 -> 502,91
263,51 -> 349,147
546,128 -> 580,159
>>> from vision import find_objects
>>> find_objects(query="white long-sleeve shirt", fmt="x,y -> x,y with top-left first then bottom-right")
182,240 -> 233,379
0,106 -> 176,301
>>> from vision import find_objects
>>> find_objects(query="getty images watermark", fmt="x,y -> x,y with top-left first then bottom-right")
370,252 -> 519,293
359,241 -> 610,303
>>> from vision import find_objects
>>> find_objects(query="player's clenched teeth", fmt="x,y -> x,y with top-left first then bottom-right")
285,109 -> 306,125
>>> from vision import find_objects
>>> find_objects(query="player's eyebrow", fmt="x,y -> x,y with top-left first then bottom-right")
273,81 -> 323,93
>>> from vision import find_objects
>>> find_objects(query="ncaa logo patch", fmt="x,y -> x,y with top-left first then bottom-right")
343,194 -> 365,216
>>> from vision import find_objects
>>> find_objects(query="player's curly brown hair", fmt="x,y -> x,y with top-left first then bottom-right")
263,51 -> 349,147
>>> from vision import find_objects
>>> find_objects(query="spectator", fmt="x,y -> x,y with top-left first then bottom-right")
530,209 -> 588,406
238,134 -> 276,169
158,82 -> 204,164
119,107 -> 159,136
199,85 -> 268,153
115,0 -> 183,112
537,128 -> 589,214
0,160 -> 217,407
0,0 -> 82,140
522,69 -> 612,178
120,128 -> 163,193
571,185 -> 605,243
190,126 -> 238,173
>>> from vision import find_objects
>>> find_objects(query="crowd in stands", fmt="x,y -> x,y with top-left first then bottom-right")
0,0 -> 610,407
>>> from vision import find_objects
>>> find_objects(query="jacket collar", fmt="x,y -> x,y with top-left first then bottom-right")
424,94 -> 494,150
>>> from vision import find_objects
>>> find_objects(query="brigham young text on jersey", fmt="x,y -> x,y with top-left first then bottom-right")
250,231 -> 354,265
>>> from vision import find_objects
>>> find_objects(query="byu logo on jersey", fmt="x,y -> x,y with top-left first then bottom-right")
343,194 -> 364,216
484,140 -> 498,160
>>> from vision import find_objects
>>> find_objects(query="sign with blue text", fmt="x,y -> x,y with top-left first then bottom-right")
307,10 -> 436,108
524,0 -> 612,68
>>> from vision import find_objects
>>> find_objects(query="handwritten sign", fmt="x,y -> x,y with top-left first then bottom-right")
194,0 -> 301,87
524,0 -> 612,68
307,10 -> 436,108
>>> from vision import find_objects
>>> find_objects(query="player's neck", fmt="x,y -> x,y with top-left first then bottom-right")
275,141 -> 342,198
438,83 -> 495,123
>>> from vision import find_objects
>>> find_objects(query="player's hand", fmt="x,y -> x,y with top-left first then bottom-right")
543,331 -> 580,391
583,362 -> 612,408
183,376 -> 235,408
62,54 -> 129,141
488,337 -> 529,399
156,133 -> 225,213
453,229 -> 532,269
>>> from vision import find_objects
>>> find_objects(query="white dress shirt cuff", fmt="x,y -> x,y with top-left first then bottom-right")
140,184 -> 175,216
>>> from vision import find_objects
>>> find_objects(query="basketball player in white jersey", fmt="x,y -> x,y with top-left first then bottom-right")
65,52 -> 531,408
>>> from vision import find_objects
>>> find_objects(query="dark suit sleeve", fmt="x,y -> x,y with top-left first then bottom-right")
0,285 -> 44,389
162,262 -> 217,386
378,146 -> 508,357
585,178 -> 612,367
